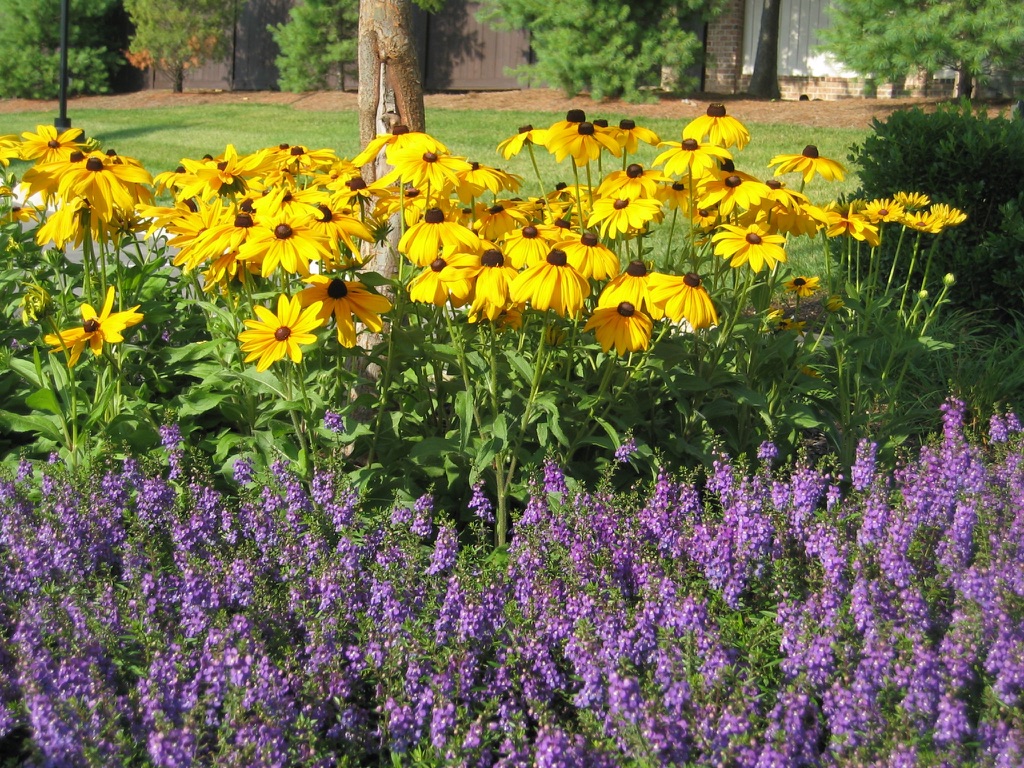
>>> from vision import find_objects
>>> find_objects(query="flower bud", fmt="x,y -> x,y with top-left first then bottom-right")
943,273 -> 956,287
20,284 -> 54,326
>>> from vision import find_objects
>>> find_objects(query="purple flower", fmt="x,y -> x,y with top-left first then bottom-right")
614,437 -> 637,463
324,410 -> 346,434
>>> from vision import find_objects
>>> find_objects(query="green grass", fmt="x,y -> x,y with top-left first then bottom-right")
1,102 -> 867,275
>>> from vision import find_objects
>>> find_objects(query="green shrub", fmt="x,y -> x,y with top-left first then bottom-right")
480,0 -> 717,102
0,0 -> 127,98
850,101 -> 1024,317
270,0 -> 359,92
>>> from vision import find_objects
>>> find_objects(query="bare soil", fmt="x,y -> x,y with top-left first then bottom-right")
0,88 -> 1015,129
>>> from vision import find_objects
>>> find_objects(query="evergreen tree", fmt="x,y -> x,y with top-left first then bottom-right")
123,0 -> 236,92
819,0 -> 1024,97
271,0 -> 360,92
481,0 -> 721,102
0,0 -> 127,99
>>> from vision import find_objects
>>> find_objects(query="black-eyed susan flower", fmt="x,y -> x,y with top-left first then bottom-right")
382,146 -> 471,193
649,272 -> 718,330
251,184 -> 327,220
238,294 -> 324,372
682,103 -> 750,150
19,124 -> 85,163
352,125 -> 447,168
1,134 -> 21,166
768,145 -> 846,183
614,119 -> 660,154
408,257 -> 473,307
784,275 -> 820,297
598,260 -> 662,319
237,217 -> 334,277
893,191 -> 930,211
712,223 -> 787,272
824,203 -> 880,246
307,200 -> 374,268
501,224 -> 555,269
175,204 -> 252,272
588,196 -> 662,239
698,173 -> 771,218
860,198 -> 905,224
496,124 -> 551,160
473,200 -> 531,241
557,231 -> 620,281
545,121 -> 621,167
298,275 -> 391,348
653,137 -> 732,182
596,163 -> 666,200
929,203 -> 967,228
464,248 -> 520,321
509,248 -> 590,317
398,206 -> 482,267
45,286 -> 144,367
583,301 -> 653,355
56,151 -> 153,223
655,181 -> 692,212
454,161 -> 521,202
177,145 -> 275,200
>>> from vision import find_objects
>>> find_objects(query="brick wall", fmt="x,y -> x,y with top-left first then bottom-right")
704,0 -> 746,94
729,73 -> 957,101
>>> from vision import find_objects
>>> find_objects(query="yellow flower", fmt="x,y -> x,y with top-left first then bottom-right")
860,198 -> 905,224
382,146 -> 471,193
56,151 -> 152,223
473,200 -> 531,241
825,294 -> 845,312
352,126 -> 447,168
929,203 -> 967,228
237,217 -> 334,277
298,275 -> 391,348
509,248 -> 590,317
698,173 -> 771,218
556,232 -> 621,281
1,134 -> 21,167
596,164 -> 667,200
588,196 -> 662,239
501,223 -> 556,269
768,145 -> 846,183
307,199 -> 374,268
454,161 -> 521,202
544,121 -> 622,167
583,302 -> 653,355
613,119 -> 660,154
653,137 -> 732,181
238,294 -> 324,372
825,203 -> 880,246
497,124 -> 551,160
398,207 -> 482,267
648,272 -> 718,330
408,257 -> 474,307
44,286 -> 143,367
902,210 -> 944,234
18,124 -> 85,163
466,248 -> 520,320
893,191 -> 931,211
712,223 -> 787,272
598,260 -> 662,319
784,275 -> 820,297
682,103 -> 750,150
177,144 -> 275,200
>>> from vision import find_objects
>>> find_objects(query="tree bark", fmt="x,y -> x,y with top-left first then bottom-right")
747,0 -> 782,99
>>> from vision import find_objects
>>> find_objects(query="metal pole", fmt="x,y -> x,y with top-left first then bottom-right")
55,0 -> 72,131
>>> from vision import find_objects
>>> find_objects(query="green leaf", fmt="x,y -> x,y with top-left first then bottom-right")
24,388 -> 62,416
455,388 -> 473,451
0,410 -> 64,442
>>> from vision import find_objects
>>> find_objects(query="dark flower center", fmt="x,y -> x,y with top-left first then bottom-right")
278,143 -> 290,150
698,208 -> 712,217
175,165 -> 186,174
617,302 -> 636,317
392,125 -> 410,135
217,161 -> 229,171
578,122 -> 595,136
83,318 -> 101,333
725,175 -> 743,188
106,149 -> 118,157
613,199 -> 629,210
554,182 -> 568,191
239,198 -> 255,213
879,208 -> 889,216
404,186 -> 420,198
554,217 -> 572,229
518,124 -> 533,134
522,225 -> 539,238
282,192 -> 293,203
422,152 -> 439,163
481,249 -> 504,267
424,208 -> 445,224
745,232 -> 763,245
581,232 -> 599,247
683,273 -> 701,288
707,103 -> 727,117
316,204 -> 333,222
593,119 -> 608,128
274,223 -> 293,239
619,119 -> 636,130
626,261 -> 647,277
802,145 -> 820,158
290,146 -> 305,156
328,279 -> 348,299
488,204 -> 505,215
720,159 -> 736,172
672,182 -> 686,192
470,161 -> 480,170
566,109 -> 586,123
793,277 -> 806,286
274,327 -> 291,341
546,249 -> 568,266
85,157 -> 104,172
47,139 -> 61,149
766,179 -> 783,189
626,163 -> 644,178
346,177 -> 367,191
430,257 -> 447,272
681,138 -> 700,151
233,213 -> 254,228
185,199 -> 199,213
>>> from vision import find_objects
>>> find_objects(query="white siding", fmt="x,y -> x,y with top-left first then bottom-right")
742,0 -> 856,78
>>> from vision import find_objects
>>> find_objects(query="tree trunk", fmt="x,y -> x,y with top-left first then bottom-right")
172,66 -> 185,93
747,0 -> 782,99
956,67 -> 974,99
357,0 -> 426,280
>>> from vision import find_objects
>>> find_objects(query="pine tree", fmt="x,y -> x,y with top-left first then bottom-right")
819,0 -> 1024,98
270,0 -> 360,92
